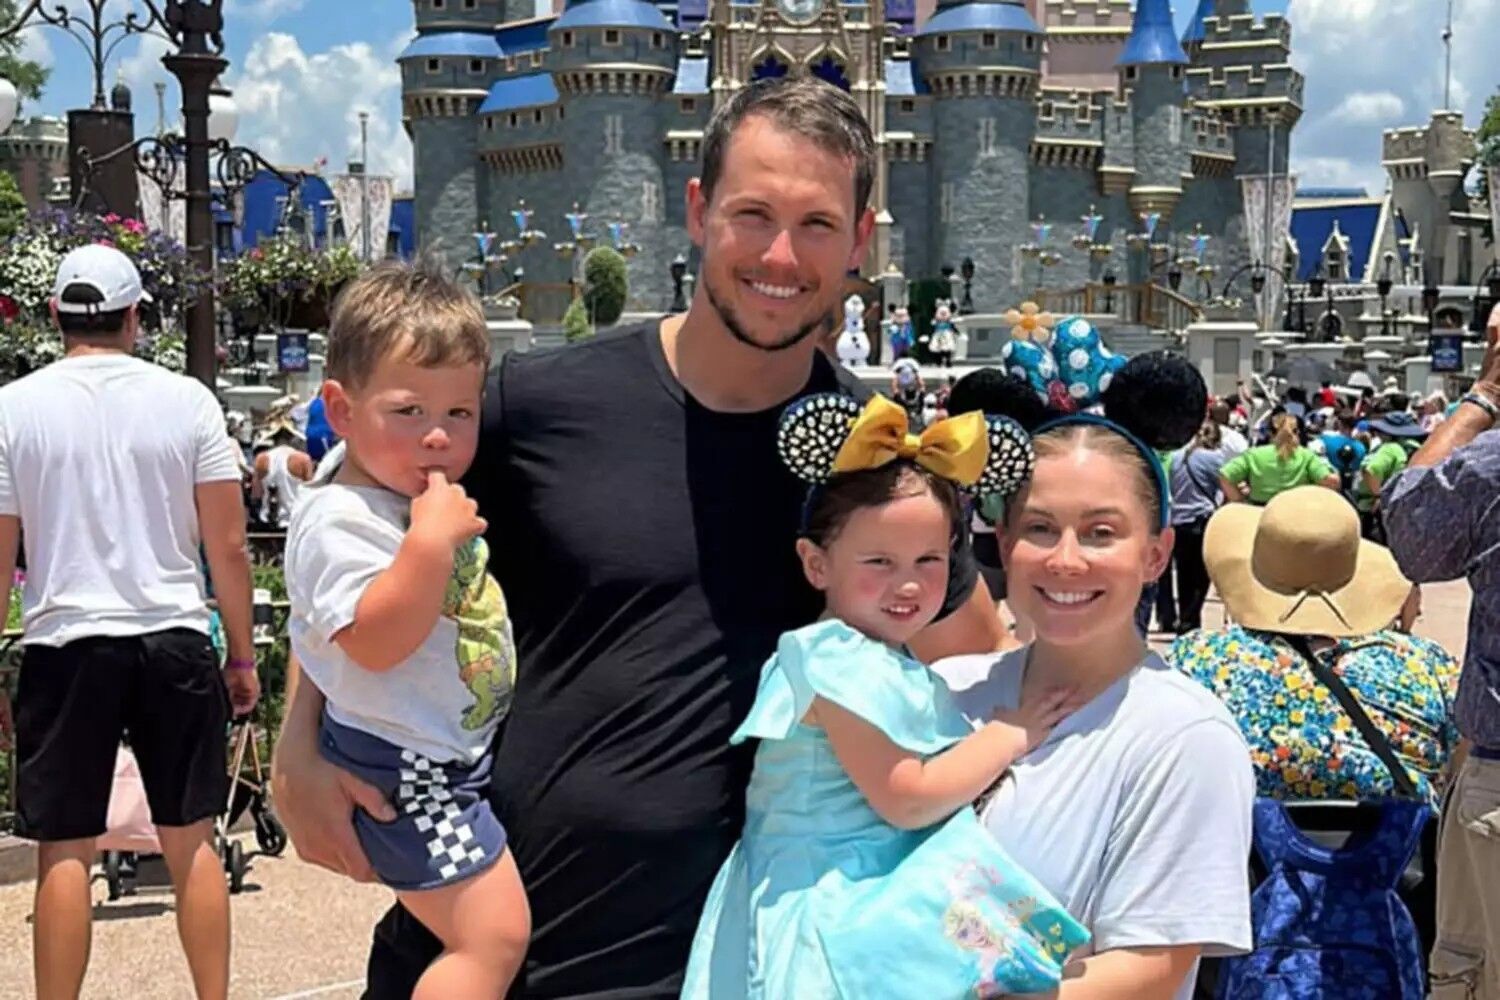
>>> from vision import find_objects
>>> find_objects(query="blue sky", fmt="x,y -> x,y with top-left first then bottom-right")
13,0 -> 1495,196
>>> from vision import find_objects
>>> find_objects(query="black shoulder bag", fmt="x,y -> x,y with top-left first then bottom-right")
1284,634 -> 1419,799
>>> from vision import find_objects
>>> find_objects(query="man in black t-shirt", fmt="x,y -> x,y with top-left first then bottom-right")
271,77 -> 1001,999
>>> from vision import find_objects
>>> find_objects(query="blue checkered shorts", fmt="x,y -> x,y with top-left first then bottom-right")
318,713 -> 506,891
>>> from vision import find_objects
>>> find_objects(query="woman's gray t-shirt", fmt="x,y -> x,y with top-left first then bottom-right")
932,649 -> 1255,1000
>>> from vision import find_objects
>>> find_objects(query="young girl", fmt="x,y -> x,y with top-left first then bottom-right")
285,263 -> 527,999
682,394 -> 1089,998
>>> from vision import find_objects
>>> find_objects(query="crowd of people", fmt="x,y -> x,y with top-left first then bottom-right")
0,74 -> 1496,1000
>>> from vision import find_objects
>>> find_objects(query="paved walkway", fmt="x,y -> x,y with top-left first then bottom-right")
0,580 -> 1474,998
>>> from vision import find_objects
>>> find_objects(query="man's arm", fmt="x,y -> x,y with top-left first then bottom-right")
1009,944 -> 1202,1000
907,575 -> 1005,662
270,655 -> 392,881
196,481 -> 259,715
1380,303 -> 1500,581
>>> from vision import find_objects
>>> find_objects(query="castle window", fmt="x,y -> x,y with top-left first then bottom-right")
899,99 -> 914,113
531,50 -> 545,67
604,29 -> 621,45
935,35 -> 950,52
533,108 -> 543,123
506,56 -> 516,71
562,30 -> 574,47
464,0 -> 478,7
426,58 -> 442,73
1040,100 -> 1053,117
1124,65 -> 1138,81
486,117 -> 494,131
559,104 -> 565,119
1171,65 -> 1182,80
432,0 -> 445,8
470,59 -> 484,74
680,97 -> 697,113
981,32 -> 996,48
509,113 -> 519,127
652,32 -> 664,48
1024,35 -> 1035,50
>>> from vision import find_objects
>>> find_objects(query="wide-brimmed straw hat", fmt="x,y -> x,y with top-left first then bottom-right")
1204,486 -> 1411,638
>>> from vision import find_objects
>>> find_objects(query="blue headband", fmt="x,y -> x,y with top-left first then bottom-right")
1033,413 -> 1172,531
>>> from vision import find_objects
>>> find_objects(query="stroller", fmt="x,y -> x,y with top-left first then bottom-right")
99,714 -> 287,899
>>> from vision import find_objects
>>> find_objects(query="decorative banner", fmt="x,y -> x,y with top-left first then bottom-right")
137,164 -> 187,245
278,332 -> 310,373
1241,173 -> 1298,329
330,173 -> 395,261
1431,332 -> 1464,374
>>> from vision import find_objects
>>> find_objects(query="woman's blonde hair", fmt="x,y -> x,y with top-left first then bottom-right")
1271,412 -> 1299,461
1012,423 -> 1163,535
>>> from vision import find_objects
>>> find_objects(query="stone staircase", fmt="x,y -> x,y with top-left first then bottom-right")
1101,323 -> 1181,358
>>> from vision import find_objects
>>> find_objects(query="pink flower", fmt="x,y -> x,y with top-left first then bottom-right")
102,213 -> 121,224
0,295 -> 18,323
123,219 -> 146,234
96,238 -> 115,248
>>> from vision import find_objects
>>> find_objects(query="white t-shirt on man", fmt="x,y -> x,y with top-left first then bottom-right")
933,648 -> 1255,1000
0,354 -> 241,647
285,482 -> 515,764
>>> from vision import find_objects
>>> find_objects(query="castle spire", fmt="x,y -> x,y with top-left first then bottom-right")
1181,0 -> 1214,48
1117,0 -> 1188,66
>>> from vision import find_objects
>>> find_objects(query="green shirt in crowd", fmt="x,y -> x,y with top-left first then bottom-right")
1220,444 -> 1335,504
1356,441 -> 1415,511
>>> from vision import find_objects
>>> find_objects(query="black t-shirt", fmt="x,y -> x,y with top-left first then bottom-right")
377,323 -> 978,997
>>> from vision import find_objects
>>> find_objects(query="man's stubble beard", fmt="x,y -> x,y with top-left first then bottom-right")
703,266 -> 837,354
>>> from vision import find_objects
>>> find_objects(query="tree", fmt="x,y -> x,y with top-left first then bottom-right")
562,294 -> 593,343
0,1 -> 50,108
0,170 -> 25,238
1477,87 -> 1500,241
582,246 -> 628,328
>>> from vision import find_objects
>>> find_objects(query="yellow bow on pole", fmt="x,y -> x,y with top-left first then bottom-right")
831,396 -> 989,486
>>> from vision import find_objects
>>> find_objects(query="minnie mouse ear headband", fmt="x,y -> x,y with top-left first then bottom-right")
778,394 -> 1034,499
993,311 -> 1207,530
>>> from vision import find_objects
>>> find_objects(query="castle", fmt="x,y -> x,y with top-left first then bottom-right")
400,0 -> 1303,314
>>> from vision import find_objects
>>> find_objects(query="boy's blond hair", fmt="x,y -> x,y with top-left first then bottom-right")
325,258 -> 490,388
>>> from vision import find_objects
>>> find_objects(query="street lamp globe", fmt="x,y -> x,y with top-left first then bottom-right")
208,87 -> 239,144
0,77 -> 18,136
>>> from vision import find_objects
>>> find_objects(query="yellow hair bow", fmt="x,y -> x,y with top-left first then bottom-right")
831,396 -> 989,486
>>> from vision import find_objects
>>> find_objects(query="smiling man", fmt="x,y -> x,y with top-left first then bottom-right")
270,77 -> 1003,999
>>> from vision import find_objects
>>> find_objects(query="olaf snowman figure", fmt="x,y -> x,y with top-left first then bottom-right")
835,293 -> 872,367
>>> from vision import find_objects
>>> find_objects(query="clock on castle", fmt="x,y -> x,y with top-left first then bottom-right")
401,0 -> 1301,319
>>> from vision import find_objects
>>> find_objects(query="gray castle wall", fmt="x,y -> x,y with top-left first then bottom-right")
413,116 -> 485,268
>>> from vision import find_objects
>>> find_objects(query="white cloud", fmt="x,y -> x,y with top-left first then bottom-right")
1327,91 -> 1405,125
226,32 -> 411,187
1286,0 -> 1498,193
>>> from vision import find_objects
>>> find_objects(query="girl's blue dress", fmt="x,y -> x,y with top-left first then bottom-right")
682,620 -> 1089,999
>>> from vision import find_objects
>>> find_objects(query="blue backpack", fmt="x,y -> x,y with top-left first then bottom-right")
1217,798 -> 1428,999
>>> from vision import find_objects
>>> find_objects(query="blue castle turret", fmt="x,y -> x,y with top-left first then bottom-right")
1116,0 -> 1190,272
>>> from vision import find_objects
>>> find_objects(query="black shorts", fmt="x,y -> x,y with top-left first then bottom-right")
14,627 -> 230,842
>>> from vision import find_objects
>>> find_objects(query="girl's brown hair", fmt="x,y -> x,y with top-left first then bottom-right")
803,461 -> 963,547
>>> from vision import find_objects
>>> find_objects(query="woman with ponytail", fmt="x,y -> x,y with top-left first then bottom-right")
1219,411 -> 1340,505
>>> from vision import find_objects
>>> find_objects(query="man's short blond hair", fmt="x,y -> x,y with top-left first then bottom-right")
325,258 -> 490,388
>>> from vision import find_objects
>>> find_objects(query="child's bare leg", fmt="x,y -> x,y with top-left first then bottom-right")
400,848 -> 530,1000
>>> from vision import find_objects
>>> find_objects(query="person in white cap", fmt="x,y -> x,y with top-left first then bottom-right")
0,243 -> 257,1000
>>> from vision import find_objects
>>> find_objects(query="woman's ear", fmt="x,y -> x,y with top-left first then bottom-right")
1146,525 -> 1175,582
795,538 -> 830,591
322,380 -> 355,438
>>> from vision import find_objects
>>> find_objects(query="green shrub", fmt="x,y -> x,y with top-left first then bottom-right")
582,246 -> 628,328
562,295 -> 593,343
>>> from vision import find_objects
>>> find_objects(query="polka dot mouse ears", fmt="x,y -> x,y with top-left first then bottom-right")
1000,311 -> 1128,414
777,393 -> 1035,498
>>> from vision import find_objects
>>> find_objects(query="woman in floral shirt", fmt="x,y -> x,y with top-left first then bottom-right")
1168,625 -> 1460,807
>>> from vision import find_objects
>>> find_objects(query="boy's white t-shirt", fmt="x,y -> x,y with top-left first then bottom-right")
285,482 -> 516,763
0,354 -> 241,646
933,649 -> 1255,1000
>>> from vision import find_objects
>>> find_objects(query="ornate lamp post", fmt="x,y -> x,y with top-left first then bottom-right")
669,253 -> 688,313
1101,268 -> 1117,314
1,0 -> 232,389
959,256 -> 975,314
1375,251 -> 1395,337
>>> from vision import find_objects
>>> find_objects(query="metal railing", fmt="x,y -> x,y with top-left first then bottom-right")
1034,282 -> 1206,334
